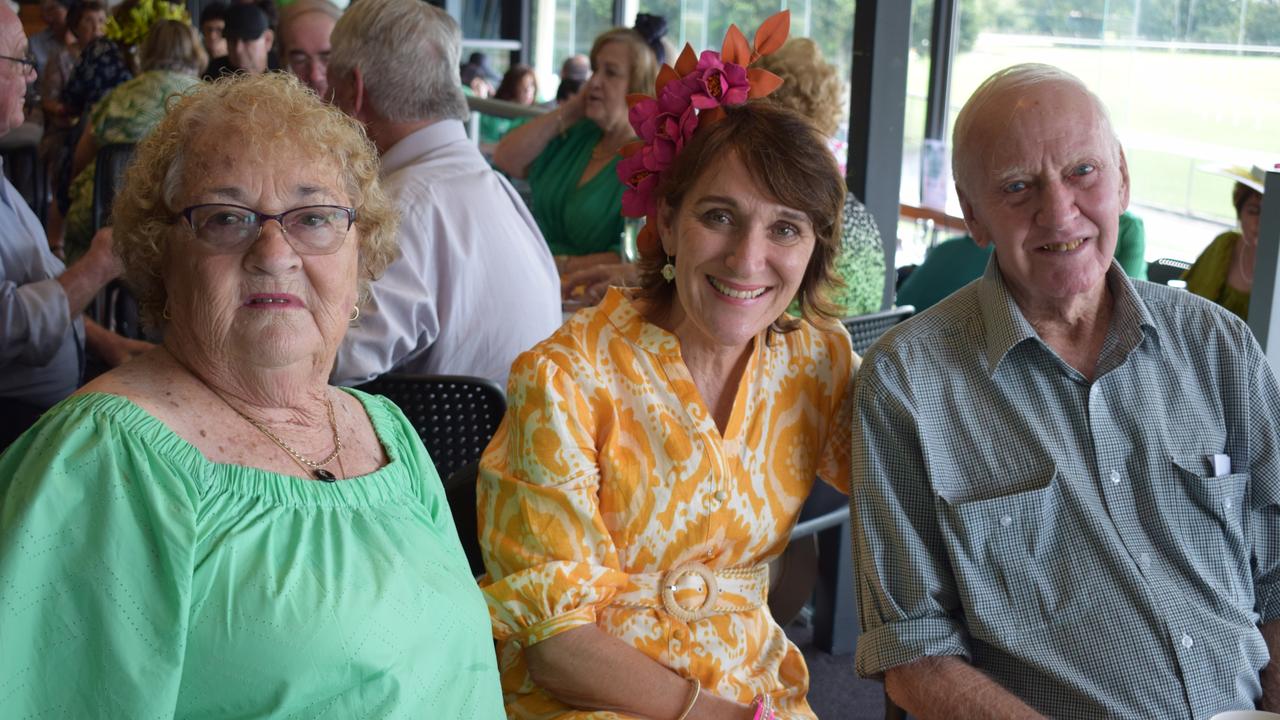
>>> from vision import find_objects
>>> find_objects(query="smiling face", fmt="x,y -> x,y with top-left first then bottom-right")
957,80 -> 1129,316
162,130 -> 360,377
658,151 -> 816,354
584,40 -> 631,135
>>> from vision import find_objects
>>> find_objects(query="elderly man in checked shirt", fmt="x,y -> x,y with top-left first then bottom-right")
852,63 -> 1280,719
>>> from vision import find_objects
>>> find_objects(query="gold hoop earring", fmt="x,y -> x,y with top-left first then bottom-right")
349,305 -> 360,322
161,302 -> 172,321
661,256 -> 675,282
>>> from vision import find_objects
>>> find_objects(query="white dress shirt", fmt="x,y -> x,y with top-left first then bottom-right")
0,160 -> 83,408
332,120 -> 561,390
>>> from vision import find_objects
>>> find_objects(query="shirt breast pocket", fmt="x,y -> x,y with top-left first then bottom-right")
1169,456 -> 1250,601
941,469 -> 1096,639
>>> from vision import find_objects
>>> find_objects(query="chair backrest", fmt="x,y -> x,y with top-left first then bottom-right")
842,305 -> 916,355
0,136 -> 46,221
356,374 -> 507,481
1147,257 -> 1191,286
92,143 -> 136,232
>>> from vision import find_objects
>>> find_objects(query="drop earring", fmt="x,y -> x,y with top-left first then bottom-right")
661,256 -> 675,282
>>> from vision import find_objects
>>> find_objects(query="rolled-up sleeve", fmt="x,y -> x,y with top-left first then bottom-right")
1247,339 -> 1280,623
851,353 -> 972,678
0,274 -> 72,365
478,350 -> 628,648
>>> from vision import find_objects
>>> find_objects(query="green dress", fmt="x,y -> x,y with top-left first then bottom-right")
0,391 -> 505,718
1184,230 -> 1251,319
64,70 -> 201,261
528,119 -> 624,256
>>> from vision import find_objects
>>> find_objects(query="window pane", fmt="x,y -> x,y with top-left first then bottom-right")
943,0 -> 1280,262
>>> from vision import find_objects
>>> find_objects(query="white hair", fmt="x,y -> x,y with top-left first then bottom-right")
328,0 -> 468,124
951,63 -> 1120,195
279,0 -> 342,45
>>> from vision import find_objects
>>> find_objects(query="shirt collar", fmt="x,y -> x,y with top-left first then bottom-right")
978,256 -> 1159,376
599,287 -> 681,356
379,119 -> 469,177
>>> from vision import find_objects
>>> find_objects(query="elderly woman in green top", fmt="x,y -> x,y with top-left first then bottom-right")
0,73 -> 504,717
1184,177 -> 1265,320
493,26 -> 657,276
61,19 -> 205,261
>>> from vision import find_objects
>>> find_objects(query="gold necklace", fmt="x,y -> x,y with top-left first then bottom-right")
218,391 -> 343,482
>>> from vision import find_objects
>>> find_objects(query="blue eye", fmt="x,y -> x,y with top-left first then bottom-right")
1071,164 -> 1095,177
1002,181 -> 1027,194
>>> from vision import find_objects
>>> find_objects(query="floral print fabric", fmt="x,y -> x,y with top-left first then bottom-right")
479,288 -> 855,719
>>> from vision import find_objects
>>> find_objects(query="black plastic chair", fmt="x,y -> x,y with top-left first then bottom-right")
0,135 -> 46,222
355,374 -> 506,577
843,305 -> 916,355
1147,257 -> 1192,286
91,142 -> 135,232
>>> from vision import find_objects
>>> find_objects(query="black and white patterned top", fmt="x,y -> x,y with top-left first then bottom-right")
852,260 -> 1280,718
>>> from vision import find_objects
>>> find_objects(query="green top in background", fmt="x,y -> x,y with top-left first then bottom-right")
1183,230 -> 1251,320
0,390 -> 504,718
528,119 -> 624,257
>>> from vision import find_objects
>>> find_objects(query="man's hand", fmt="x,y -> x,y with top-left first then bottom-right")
886,656 -> 1044,720
57,227 -> 124,317
83,227 -> 123,280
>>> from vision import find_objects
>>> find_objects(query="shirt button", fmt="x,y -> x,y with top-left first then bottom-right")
1000,515 -> 1012,527
714,490 -> 727,502
1224,498 -> 1233,510
1109,470 -> 1122,484
1181,633 -> 1194,649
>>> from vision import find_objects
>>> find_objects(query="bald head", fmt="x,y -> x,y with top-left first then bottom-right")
0,4 -> 31,134
952,64 -> 1121,197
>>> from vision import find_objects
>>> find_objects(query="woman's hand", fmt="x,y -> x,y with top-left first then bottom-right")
560,262 -> 638,304
493,95 -> 588,179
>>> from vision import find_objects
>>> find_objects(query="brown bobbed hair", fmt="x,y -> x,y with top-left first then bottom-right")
590,27 -> 659,95
112,72 -> 398,329
139,19 -> 208,75
494,63 -> 537,103
1234,182 -> 1262,217
635,101 -> 846,332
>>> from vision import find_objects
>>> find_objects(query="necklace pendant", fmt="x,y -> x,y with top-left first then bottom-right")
313,468 -> 337,482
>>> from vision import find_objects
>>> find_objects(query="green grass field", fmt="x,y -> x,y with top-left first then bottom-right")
902,35 -> 1280,222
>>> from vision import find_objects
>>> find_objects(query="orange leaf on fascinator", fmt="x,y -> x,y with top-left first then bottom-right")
674,45 -> 698,76
721,24 -> 751,67
752,10 -> 790,59
627,93 -> 650,109
699,106 -> 727,128
746,68 -> 783,99
656,64 -> 679,94
620,141 -> 644,158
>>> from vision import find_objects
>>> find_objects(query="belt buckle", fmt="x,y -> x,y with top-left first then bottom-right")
661,561 -> 719,623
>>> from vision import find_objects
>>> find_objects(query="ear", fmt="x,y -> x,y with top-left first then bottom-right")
350,66 -> 367,118
262,28 -> 274,47
1116,145 -> 1131,212
656,197 -> 677,257
957,189 -> 990,249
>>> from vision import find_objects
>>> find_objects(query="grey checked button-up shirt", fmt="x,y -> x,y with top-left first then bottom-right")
853,259 -> 1280,719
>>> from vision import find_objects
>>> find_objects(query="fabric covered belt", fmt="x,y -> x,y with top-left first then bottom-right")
611,562 -> 770,622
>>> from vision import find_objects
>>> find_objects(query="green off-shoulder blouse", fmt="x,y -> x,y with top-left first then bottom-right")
0,390 -> 504,718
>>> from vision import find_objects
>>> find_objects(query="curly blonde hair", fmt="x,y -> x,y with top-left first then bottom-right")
112,72 -> 398,328
755,38 -> 843,138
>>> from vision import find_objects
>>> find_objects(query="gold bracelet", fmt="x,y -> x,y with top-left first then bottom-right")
675,677 -> 700,720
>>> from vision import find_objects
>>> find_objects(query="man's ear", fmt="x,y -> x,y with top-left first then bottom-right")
1117,145 -> 1131,211
349,66 -> 367,118
262,28 -> 274,48
957,190 -> 990,248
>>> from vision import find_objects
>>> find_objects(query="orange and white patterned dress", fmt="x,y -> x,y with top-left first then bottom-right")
478,288 -> 855,719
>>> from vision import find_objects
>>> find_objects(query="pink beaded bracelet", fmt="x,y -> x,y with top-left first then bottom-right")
751,693 -> 775,720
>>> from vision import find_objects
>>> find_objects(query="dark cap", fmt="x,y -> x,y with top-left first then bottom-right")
462,51 -> 501,83
225,3 -> 269,41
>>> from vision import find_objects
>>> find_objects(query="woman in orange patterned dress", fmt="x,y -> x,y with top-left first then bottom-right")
478,91 -> 855,720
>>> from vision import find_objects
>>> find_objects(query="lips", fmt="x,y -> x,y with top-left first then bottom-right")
244,293 -> 303,308
708,276 -> 768,300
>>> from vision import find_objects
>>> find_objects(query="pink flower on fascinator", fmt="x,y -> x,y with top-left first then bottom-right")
688,51 -> 749,110
618,148 -> 661,218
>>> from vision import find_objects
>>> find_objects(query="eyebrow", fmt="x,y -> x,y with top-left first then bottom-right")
204,186 -> 332,203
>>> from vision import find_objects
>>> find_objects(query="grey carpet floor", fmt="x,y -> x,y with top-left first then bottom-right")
787,621 -> 886,719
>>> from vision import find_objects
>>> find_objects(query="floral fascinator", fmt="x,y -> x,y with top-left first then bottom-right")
616,10 -> 791,256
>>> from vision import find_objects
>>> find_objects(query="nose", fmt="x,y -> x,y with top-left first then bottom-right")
724,226 -> 768,276
1036,179 -> 1079,230
243,219 -> 302,274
